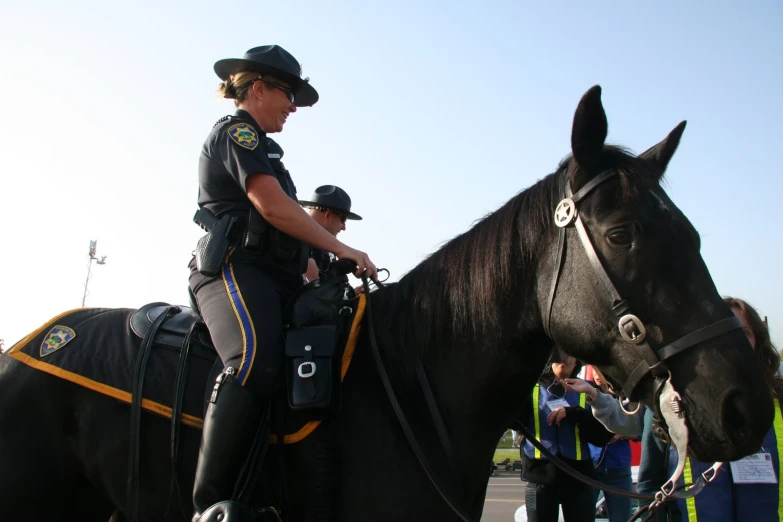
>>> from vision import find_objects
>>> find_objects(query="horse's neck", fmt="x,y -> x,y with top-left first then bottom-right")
372,281 -> 551,494
375,261 -> 548,411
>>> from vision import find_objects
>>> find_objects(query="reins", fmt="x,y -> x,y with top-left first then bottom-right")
361,276 -> 477,522
514,422 -> 721,521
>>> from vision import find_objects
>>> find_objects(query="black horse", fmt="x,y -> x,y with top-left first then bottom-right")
0,86 -> 773,522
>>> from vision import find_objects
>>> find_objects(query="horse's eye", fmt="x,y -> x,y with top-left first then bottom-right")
607,230 -> 632,246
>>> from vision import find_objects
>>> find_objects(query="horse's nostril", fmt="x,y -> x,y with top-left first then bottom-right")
722,390 -> 752,447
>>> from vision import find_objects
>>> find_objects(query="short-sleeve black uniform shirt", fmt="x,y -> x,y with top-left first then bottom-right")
196,111 -> 302,284
197,110 -> 297,217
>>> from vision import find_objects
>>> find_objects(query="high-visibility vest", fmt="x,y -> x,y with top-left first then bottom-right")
673,398 -> 783,522
523,382 -> 591,461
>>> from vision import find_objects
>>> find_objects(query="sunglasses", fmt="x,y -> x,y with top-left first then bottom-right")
255,77 -> 295,104
316,207 -> 347,224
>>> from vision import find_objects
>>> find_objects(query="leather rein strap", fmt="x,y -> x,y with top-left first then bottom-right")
361,278 -> 477,522
515,422 -> 715,502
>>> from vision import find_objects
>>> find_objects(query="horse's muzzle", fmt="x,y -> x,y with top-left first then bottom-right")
719,387 -> 772,459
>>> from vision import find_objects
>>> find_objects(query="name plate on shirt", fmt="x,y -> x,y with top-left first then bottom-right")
730,453 -> 777,484
546,398 -> 570,411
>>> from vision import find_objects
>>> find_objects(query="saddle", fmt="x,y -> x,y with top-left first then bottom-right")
124,259 -> 361,426
129,302 -> 206,351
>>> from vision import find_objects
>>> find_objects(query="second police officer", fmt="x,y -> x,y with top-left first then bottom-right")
299,184 -> 363,280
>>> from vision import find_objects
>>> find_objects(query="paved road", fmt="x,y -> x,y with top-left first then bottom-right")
483,471 -> 524,521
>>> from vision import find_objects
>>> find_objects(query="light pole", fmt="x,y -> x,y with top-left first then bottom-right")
81,240 -> 107,307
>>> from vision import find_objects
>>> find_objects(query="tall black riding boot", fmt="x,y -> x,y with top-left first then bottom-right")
192,367 -> 265,522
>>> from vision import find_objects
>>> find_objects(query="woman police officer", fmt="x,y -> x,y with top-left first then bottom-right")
188,45 -> 377,520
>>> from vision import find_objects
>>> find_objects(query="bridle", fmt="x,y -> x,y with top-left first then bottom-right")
357,167 -> 744,522
543,167 -> 743,516
544,167 -> 742,419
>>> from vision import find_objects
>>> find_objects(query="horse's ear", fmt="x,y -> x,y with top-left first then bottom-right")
570,85 -> 609,189
639,121 -> 687,178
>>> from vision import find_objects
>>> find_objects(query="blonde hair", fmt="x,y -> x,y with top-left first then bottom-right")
217,71 -> 262,106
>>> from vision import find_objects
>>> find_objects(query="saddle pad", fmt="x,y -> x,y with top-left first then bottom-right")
6,295 -> 367,443
6,307 -> 214,428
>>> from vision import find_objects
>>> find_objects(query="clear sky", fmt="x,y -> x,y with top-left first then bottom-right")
0,1 -> 780,348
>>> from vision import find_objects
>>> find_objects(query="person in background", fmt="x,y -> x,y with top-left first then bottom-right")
519,349 -> 614,522
666,297 -> 782,522
563,375 -> 669,520
588,369 -> 636,522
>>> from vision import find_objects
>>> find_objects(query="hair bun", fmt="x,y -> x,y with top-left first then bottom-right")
219,80 -> 237,99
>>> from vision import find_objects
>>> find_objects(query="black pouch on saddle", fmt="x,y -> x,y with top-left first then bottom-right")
283,260 -> 356,412
193,209 -> 237,277
284,325 -> 337,411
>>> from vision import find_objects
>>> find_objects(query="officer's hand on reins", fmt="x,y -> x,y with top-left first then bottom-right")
333,245 -> 378,282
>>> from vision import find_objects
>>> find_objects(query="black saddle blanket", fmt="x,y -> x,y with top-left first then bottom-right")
7,306 -> 214,428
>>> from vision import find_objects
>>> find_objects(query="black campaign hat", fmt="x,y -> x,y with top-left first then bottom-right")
214,45 -> 319,107
299,185 -> 362,220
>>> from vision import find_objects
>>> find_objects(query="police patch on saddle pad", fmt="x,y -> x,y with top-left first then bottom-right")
6,307 -> 214,428
227,122 -> 259,150
39,325 -> 76,357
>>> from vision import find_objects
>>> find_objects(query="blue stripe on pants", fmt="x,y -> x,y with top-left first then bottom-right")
221,263 -> 256,385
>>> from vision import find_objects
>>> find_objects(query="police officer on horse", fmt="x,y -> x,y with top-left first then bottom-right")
188,45 -> 377,521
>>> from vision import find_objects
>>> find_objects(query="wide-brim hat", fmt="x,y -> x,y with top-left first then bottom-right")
299,185 -> 362,220
214,45 -> 319,107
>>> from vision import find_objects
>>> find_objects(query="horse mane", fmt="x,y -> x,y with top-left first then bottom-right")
375,145 -> 663,359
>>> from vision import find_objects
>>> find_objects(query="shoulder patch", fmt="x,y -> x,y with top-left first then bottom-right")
227,123 -> 259,150
40,325 -> 76,357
